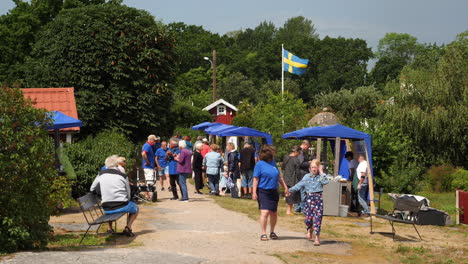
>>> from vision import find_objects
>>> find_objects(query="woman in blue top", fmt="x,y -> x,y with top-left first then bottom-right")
287,159 -> 329,245
253,145 -> 289,241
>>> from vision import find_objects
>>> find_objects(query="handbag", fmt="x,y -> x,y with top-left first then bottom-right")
226,176 -> 235,189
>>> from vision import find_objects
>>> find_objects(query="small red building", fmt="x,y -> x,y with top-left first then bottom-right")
21,87 -> 80,143
203,99 -> 237,125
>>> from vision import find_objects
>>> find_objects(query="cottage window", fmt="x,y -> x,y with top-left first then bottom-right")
217,105 -> 226,115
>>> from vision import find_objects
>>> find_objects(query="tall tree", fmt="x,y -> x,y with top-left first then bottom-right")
24,3 -> 177,140
370,33 -> 423,87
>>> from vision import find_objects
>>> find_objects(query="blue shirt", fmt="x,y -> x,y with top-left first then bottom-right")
152,142 -> 161,153
253,160 -> 279,189
142,142 -> 156,169
155,148 -> 168,168
203,151 -> 224,175
289,173 -> 329,194
167,147 -> 180,175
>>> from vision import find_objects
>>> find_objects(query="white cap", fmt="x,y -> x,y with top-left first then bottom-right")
202,138 -> 208,142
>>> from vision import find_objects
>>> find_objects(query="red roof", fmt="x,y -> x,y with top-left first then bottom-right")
21,87 -> 80,131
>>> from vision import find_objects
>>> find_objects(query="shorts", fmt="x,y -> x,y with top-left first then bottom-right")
241,169 -> 254,187
144,168 -> 155,185
104,201 -> 138,215
158,166 -> 169,177
257,188 -> 279,212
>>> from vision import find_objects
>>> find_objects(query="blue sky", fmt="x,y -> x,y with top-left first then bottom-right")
1,0 -> 467,51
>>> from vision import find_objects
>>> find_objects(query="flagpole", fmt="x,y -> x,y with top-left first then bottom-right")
281,44 -> 284,99
281,44 -> 285,131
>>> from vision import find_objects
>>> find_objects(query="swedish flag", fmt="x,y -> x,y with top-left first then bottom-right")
283,49 -> 309,75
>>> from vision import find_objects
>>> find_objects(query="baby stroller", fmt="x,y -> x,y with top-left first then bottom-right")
131,168 -> 158,203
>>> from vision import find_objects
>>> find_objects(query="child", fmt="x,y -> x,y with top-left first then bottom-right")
287,159 -> 329,246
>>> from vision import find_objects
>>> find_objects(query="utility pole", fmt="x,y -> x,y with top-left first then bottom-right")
212,50 -> 217,102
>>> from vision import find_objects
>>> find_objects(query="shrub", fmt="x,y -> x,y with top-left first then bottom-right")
0,87 -> 56,253
64,131 -> 136,198
451,168 -> 468,191
424,164 -> 457,193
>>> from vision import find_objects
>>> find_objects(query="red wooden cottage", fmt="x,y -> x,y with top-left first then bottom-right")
203,99 -> 237,125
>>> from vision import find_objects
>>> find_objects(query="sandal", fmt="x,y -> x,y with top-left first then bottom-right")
106,228 -> 115,234
260,234 -> 268,241
269,232 -> 279,240
123,226 -> 135,237
314,242 -> 321,246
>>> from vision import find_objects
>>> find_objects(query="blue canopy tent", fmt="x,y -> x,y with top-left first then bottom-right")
47,111 -> 83,130
204,124 -> 236,135
217,126 -> 273,145
282,124 -> 376,213
191,122 -> 223,131
46,111 -> 83,169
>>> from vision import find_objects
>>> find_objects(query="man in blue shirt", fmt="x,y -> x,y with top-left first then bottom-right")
167,139 -> 181,200
155,141 -> 169,191
141,135 -> 157,200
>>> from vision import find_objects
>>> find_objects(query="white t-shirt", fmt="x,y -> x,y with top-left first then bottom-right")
356,160 -> 368,184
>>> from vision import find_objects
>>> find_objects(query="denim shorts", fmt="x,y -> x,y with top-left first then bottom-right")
158,166 -> 169,176
104,201 -> 138,215
241,169 -> 254,187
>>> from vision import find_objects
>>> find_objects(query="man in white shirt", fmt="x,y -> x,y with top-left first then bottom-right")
356,154 -> 370,215
345,151 -> 359,181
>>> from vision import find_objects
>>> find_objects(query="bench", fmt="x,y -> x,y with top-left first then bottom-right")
77,193 -> 127,244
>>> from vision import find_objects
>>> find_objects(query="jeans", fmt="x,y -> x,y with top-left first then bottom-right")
179,173 -> 189,200
358,184 -> 370,214
241,169 -> 254,187
207,174 -> 219,194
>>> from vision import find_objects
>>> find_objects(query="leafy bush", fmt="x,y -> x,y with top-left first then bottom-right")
49,176 -> 74,216
0,87 -> 56,253
424,164 -> 457,193
451,169 -> 468,191
64,131 -> 136,197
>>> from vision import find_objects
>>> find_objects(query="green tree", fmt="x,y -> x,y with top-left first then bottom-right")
383,31 -> 468,167
370,33 -> 423,87
24,4 -> 177,140
0,87 -> 56,253
0,0 -> 107,84
218,72 -> 257,105
277,16 -> 319,43
316,86 -> 381,126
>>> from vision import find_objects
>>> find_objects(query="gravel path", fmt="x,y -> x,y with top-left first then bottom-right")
2,183 -> 350,264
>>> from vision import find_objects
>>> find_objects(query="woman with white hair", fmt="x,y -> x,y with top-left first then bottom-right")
90,155 -> 139,237
175,140 -> 192,201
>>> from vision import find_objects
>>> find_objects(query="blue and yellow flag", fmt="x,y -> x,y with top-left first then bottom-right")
283,49 -> 309,75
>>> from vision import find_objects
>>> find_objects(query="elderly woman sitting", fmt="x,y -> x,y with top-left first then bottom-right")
90,155 -> 139,237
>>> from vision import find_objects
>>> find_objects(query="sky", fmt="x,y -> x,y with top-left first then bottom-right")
1,0 -> 467,51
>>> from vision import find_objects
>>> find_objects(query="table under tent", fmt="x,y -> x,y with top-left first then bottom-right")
282,124 -> 376,216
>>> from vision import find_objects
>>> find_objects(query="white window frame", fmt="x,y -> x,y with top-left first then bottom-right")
217,105 -> 226,115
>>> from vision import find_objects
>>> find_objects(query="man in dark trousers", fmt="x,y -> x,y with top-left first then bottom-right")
239,142 -> 256,198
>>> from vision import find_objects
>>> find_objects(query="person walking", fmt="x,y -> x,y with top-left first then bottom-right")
282,146 -> 302,215
192,143 -> 204,194
175,140 -> 191,202
252,145 -> 289,241
287,159 -> 329,245
166,139 -> 181,200
239,142 -> 256,198
203,144 -> 224,195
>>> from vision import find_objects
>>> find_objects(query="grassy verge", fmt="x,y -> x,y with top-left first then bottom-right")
212,191 -> 465,264
47,233 -> 117,250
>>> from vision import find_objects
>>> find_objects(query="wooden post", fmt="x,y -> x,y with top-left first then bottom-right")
334,137 -> 341,176
362,141 -> 375,214
212,50 -> 217,102
345,139 -> 351,151
316,138 -> 322,162
456,189 -> 460,225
